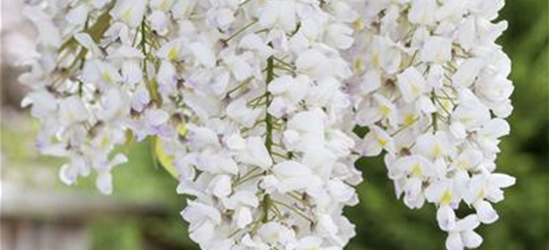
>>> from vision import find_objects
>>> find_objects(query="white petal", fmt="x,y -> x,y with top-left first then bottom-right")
456,215 -> 480,231
188,42 -> 216,67
408,0 -> 437,25
445,233 -> 464,250
474,200 -> 499,224
489,173 -> 516,188
210,175 -> 232,198
59,164 -> 77,185
418,95 -> 436,114
111,0 -> 148,28
462,230 -> 483,248
225,133 -> 246,151
67,6 -> 90,25
420,36 -> 452,63
481,119 -> 510,139
96,172 -> 113,195
397,67 -> 426,103
238,137 -> 273,169
437,205 -> 457,231
157,60 -> 178,94
189,220 -> 215,244
452,58 -> 485,87
235,207 -> 253,228
273,161 -> 312,193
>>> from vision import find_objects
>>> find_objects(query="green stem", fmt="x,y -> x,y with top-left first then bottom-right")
273,57 -> 296,70
272,200 -> 314,223
431,92 -> 438,132
141,20 -> 148,55
260,53 -> 276,224
140,20 -> 162,106
233,172 -> 264,187
390,117 -> 419,137
265,56 -> 274,153
262,194 -> 271,223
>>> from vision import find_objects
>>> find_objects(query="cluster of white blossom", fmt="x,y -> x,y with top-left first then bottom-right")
21,0 -> 363,249
158,1 -> 364,249
21,0 -> 515,249
346,0 -> 515,250
20,0 -> 135,195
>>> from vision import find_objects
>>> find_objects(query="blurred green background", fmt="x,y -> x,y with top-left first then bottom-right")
1,0 -> 547,249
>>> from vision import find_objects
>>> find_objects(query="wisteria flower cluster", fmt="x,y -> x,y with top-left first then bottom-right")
347,0 -> 515,249
20,0 -> 515,249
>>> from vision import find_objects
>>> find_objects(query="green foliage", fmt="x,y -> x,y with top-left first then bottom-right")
90,220 -> 142,250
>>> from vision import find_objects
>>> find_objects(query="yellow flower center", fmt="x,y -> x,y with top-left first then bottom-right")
411,163 -> 423,176
411,84 -> 421,95
353,58 -> 365,74
352,19 -> 364,31
440,189 -> 453,205
168,47 -> 179,61
372,52 -> 380,68
379,105 -> 392,116
121,9 -> 132,23
377,137 -> 388,147
102,71 -> 112,83
433,144 -> 443,157
404,114 -> 416,126
100,135 -> 111,151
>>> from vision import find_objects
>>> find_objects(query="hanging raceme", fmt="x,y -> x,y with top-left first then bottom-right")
346,1 -> 515,250
20,0 -> 515,250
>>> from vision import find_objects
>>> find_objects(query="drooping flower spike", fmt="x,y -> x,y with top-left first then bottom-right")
347,0 -> 515,249
159,1 -> 363,248
21,0 -> 514,249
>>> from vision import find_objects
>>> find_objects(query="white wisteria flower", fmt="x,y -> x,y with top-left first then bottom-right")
20,0 -> 514,249
346,0 -> 515,249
